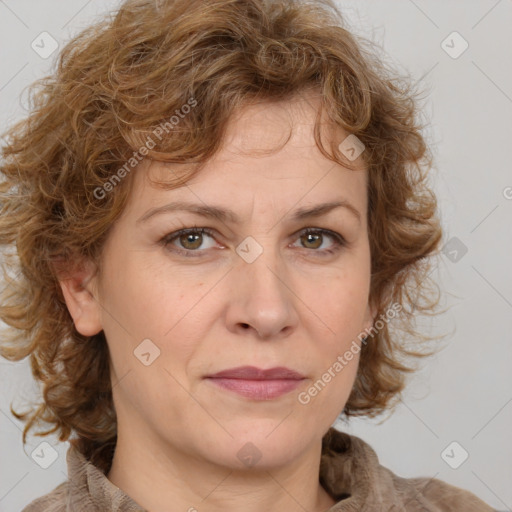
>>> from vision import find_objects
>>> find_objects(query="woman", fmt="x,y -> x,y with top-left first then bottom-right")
0,0 -> 495,510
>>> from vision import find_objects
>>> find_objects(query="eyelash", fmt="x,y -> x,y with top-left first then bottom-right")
160,226 -> 347,258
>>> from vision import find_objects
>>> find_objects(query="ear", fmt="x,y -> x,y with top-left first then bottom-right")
56,258 -> 103,337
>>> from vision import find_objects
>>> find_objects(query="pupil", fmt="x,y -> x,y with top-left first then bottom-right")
305,233 -> 321,248
182,233 -> 201,249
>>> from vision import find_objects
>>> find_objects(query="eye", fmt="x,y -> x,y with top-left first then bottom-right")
161,227 -> 220,257
291,228 -> 346,255
160,226 -> 347,258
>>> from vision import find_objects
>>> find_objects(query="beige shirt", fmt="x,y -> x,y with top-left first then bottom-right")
21,427 -> 495,511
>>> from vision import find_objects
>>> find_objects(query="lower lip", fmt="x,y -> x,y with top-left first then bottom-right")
206,378 -> 304,400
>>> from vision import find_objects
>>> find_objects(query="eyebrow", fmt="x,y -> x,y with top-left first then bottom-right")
136,199 -> 361,225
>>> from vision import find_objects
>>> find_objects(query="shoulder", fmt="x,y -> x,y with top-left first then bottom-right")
360,439 -> 497,512
398,470 -> 495,512
321,428 -> 496,511
21,481 -> 68,512
21,443 -> 145,512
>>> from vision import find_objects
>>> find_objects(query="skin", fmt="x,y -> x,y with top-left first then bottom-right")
59,92 -> 375,512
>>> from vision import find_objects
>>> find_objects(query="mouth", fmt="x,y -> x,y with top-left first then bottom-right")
204,365 -> 306,400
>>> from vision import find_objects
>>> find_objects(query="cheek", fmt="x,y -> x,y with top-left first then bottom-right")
108,258 -> 220,373
101,251 -> 199,334
298,347 -> 360,426
309,268 -> 370,336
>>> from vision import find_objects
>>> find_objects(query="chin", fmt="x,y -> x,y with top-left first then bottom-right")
205,420 -> 314,470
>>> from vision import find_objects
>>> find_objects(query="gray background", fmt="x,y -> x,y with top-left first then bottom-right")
0,1 -> 511,511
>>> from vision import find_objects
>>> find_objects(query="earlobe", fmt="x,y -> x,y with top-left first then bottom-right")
57,259 -> 103,337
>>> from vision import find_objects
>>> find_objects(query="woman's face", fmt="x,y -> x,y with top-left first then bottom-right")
67,94 -> 374,470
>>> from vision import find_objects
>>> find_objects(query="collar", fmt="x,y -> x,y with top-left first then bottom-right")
320,427 -> 400,510
65,443 -> 144,511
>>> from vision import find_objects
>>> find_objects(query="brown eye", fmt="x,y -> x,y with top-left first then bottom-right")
300,231 -> 323,249
292,228 -> 346,255
179,232 -> 203,250
162,227 -> 218,257
161,226 -> 346,258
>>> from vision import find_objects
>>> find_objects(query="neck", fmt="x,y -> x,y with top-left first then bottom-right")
107,426 -> 337,512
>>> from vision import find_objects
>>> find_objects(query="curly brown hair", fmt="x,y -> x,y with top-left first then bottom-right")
0,0 -> 442,473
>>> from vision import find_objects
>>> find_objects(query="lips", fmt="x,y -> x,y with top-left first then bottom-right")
205,366 -> 306,400
206,365 -> 305,380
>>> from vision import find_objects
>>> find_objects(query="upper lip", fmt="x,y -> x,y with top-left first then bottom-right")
206,366 -> 305,380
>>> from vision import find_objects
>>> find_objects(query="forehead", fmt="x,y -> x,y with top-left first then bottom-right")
128,94 -> 367,219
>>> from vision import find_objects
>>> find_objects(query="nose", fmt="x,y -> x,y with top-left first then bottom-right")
224,245 -> 299,340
